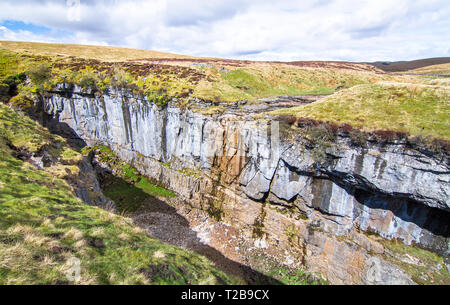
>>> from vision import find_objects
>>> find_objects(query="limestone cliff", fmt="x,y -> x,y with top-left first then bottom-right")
35,84 -> 449,284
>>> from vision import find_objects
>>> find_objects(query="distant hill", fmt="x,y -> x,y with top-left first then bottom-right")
0,40 -> 391,103
0,40 -> 192,62
367,57 -> 450,72
412,63 -> 450,75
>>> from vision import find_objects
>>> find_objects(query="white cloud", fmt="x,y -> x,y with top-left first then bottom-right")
0,0 -> 448,61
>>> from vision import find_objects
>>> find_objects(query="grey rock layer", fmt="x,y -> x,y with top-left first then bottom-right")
40,86 -> 450,257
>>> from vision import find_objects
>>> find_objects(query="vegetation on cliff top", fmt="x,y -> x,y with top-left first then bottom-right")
271,83 -> 450,141
380,239 -> 450,285
0,103 -> 240,285
0,41 -> 394,104
1,41 -> 448,143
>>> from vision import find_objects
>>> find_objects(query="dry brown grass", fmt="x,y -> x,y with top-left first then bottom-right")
0,41 -> 192,62
412,63 -> 450,75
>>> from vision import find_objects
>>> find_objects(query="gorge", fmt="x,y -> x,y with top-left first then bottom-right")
31,84 -> 449,285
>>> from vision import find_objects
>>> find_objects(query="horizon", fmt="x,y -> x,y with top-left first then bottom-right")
0,0 -> 449,62
2,40 -> 450,63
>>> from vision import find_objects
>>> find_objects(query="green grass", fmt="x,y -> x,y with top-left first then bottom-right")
193,64 -> 388,102
0,50 -> 27,81
82,146 -> 175,213
135,178 -> 175,198
0,103 -> 240,285
268,268 -> 327,285
220,68 -> 335,98
270,83 -> 450,140
379,239 -> 449,285
101,176 -> 175,214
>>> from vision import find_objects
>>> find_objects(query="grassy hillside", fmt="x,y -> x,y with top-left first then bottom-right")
1,41 -> 448,142
369,57 -> 450,72
0,103 -> 241,285
270,83 -> 450,141
0,41 -> 394,103
0,41 -> 191,61
412,63 -> 450,75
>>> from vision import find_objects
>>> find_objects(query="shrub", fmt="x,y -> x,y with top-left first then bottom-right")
112,68 -> 133,88
308,125 -> 336,163
276,115 -> 297,125
308,125 -> 336,145
3,72 -> 27,87
340,123 -> 353,133
9,94 -> 34,109
145,91 -> 170,107
29,63 -> 51,87
325,122 -> 340,134
287,116 -> 297,125
408,135 -> 450,156
433,139 -> 450,154
297,117 -> 320,128
79,75 -> 98,91
349,130 -> 368,147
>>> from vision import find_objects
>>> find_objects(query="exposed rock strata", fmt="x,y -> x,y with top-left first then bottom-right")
37,85 -> 449,284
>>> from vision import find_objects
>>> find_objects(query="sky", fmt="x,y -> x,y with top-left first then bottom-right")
0,0 -> 449,62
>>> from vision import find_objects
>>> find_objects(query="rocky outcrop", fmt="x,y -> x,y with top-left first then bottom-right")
36,85 -> 449,284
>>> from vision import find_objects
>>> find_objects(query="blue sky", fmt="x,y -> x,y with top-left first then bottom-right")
0,0 -> 449,61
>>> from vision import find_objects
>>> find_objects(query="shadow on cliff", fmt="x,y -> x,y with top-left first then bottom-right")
350,185 -> 450,255
315,176 -> 450,245
99,172 -> 282,285
43,117 -> 88,149
27,100 -> 88,150
353,189 -> 450,238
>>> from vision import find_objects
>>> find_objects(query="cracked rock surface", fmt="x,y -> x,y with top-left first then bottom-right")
37,85 -> 449,284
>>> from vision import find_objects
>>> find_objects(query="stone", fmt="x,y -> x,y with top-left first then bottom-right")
38,85 -> 450,284
363,257 -> 416,285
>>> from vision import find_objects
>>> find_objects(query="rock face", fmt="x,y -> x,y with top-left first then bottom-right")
37,85 -> 449,284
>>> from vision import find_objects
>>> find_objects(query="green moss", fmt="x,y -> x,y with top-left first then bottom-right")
161,162 -> 171,168
145,91 -> 170,107
285,225 -> 298,245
